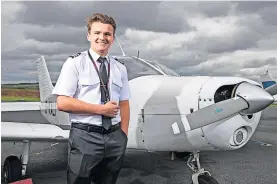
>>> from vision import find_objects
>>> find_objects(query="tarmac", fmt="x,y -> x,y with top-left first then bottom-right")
1,107 -> 277,184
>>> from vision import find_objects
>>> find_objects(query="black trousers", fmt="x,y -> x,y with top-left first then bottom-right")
67,124 -> 128,184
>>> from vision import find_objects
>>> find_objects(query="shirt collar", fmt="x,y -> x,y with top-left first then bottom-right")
89,48 -> 110,63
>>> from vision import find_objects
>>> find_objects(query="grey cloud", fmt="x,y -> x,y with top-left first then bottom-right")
23,24 -> 131,56
206,30 -> 259,54
257,35 -> 277,49
24,25 -> 88,46
1,52 -> 40,62
21,1 -> 188,34
1,58 -> 63,84
161,51 -> 209,70
121,46 -> 201,70
236,2 -> 277,25
1,2 -> 27,23
195,2 -> 233,17
243,59 -> 264,68
20,1 -> 83,26
1,50 -> 71,67
14,59 -> 63,73
177,57 -> 277,78
189,17 -> 276,54
236,2 -> 277,13
1,43 -> 83,65
242,57 -> 277,69
2,1 -> 277,83
19,40 -> 86,56
258,6 -> 277,25
158,2 -> 233,18
266,57 -> 277,65
2,73 -> 37,84
1,60 -> 37,83
2,59 -> 35,70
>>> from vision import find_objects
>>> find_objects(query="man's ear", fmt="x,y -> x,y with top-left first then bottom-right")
111,34 -> 115,44
87,32 -> 90,41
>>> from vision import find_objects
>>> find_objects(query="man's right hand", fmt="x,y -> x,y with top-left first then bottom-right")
100,101 -> 120,117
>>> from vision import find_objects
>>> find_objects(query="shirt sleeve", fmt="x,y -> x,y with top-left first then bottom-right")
52,58 -> 78,97
119,66 -> 131,101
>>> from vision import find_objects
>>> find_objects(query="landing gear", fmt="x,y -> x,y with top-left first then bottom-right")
187,152 -> 219,184
3,140 -> 31,184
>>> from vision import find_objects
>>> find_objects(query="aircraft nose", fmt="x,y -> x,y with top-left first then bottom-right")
235,82 -> 275,115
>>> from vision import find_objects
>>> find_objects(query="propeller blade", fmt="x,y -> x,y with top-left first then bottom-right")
183,97 -> 248,132
265,84 -> 277,96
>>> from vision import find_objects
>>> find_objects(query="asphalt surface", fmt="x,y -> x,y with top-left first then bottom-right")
1,107 -> 277,184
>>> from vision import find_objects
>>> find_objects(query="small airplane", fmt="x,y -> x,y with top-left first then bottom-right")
2,42 -> 277,184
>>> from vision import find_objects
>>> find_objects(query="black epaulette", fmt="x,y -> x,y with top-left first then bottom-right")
114,57 -> 124,65
68,52 -> 81,59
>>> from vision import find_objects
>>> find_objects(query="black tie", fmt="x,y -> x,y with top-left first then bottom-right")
98,57 -> 112,130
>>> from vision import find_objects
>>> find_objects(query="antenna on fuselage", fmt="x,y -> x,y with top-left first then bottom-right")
115,35 -> 126,56
137,50 -> 140,58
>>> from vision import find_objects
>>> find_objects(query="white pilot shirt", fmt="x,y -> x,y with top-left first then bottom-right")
52,48 -> 131,126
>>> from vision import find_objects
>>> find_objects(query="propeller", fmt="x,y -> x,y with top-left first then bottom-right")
181,82 -> 274,132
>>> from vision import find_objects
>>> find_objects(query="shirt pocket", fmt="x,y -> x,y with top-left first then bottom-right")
78,76 -> 100,101
79,77 -> 99,86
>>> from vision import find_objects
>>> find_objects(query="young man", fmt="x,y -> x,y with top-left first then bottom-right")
52,13 -> 130,184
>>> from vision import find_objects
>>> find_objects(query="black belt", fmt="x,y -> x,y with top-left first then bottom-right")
71,122 -> 120,134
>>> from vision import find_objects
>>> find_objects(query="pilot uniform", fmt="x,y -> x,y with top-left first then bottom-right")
52,48 -> 130,184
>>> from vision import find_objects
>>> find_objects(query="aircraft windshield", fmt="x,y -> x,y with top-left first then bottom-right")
116,57 -> 162,80
144,59 -> 180,77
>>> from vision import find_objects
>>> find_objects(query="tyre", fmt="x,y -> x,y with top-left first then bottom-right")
192,174 -> 219,184
3,155 -> 23,184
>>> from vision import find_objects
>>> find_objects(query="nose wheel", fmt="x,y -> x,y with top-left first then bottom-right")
187,152 -> 219,184
194,174 -> 219,184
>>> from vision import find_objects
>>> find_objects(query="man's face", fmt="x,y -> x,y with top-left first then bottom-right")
87,22 -> 114,56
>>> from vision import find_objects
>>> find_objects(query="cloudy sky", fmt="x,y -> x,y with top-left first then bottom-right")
2,1 -> 277,84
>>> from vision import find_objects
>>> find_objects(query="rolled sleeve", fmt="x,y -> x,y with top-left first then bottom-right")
119,66 -> 131,101
52,58 -> 78,97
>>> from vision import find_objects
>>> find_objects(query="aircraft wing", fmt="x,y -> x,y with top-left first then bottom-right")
1,122 -> 69,142
1,102 -> 41,112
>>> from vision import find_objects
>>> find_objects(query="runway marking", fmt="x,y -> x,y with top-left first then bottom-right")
51,143 -> 59,146
252,140 -> 273,147
35,151 -> 43,155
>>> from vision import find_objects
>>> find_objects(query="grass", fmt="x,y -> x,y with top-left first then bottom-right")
1,96 -> 40,102
270,103 -> 277,107
1,83 -> 39,90
1,87 -> 40,102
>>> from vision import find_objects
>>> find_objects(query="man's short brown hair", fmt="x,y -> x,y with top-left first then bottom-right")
86,13 -> 117,35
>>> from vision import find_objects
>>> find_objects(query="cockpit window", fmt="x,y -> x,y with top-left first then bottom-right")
115,57 -> 162,80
